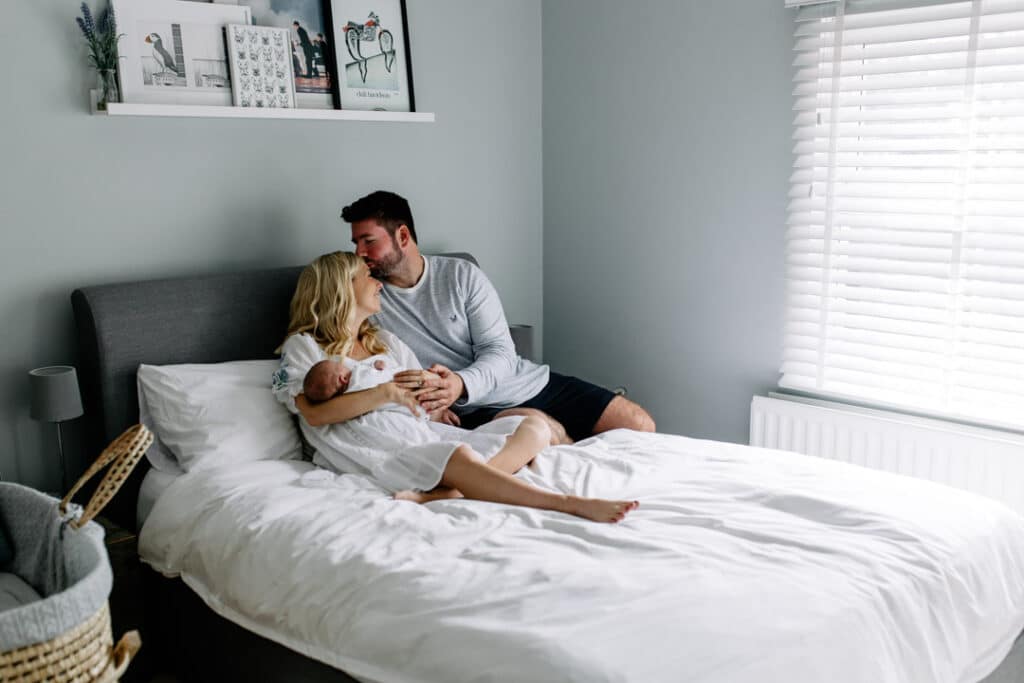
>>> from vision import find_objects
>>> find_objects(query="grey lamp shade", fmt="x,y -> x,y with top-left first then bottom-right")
29,366 -> 84,423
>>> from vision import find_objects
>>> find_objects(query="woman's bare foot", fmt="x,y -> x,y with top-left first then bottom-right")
394,487 -> 464,504
564,497 -> 639,523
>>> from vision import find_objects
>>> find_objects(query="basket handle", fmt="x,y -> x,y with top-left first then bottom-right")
59,424 -> 154,529
102,630 -> 142,682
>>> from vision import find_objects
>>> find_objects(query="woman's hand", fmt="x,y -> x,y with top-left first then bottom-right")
381,382 -> 423,417
392,369 -> 441,394
429,408 -> 462,426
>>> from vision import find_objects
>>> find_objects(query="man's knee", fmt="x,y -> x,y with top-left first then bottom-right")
633,409 -> 656,433
595,397 -> 656,434
619,403 -> 656,433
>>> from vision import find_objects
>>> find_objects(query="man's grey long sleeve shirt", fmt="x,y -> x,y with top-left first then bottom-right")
371,255 -> 549,412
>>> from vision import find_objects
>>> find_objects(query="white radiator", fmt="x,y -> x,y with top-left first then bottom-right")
750,395 -> 1024,515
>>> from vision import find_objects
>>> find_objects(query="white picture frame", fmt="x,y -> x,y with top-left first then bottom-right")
113,0 -> 252,106
226,25 -> 296,108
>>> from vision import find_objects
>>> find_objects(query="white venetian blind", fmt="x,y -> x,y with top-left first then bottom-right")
783,0 -> 1024,429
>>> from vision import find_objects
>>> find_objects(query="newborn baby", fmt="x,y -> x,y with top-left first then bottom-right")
304,356 -> 432,424
303,358 -> 386,402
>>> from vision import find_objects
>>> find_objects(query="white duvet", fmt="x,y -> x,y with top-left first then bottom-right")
139,430 -> 1024,683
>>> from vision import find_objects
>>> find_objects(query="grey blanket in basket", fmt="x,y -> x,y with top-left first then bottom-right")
0,483 -> 112,651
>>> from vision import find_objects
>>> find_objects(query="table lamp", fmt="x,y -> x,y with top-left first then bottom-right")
29,365 -> 84,494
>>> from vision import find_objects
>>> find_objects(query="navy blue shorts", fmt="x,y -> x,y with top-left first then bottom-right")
459,372 -> 616,442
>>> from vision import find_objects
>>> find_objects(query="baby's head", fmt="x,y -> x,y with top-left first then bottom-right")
303,359 -> 351,403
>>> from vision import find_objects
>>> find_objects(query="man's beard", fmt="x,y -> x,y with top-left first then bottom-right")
366,237 -> 404,279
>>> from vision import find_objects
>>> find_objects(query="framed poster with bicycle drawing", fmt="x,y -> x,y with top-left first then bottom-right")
329,0 -> 415,111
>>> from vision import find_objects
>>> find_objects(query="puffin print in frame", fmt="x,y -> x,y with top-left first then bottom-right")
112,0 -> 251,106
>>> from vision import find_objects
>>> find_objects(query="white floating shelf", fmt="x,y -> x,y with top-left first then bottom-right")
96,100 -> 434,123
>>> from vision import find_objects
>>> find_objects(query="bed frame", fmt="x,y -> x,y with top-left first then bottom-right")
72,265 -> 353,681
71,263 -> 1024,683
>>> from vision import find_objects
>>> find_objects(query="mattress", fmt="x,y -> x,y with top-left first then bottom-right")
139,430 -> 1024,683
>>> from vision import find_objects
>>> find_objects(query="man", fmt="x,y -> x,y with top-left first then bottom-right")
293,20 -> 318,78
342,190 -> 656,443
315,33 -> 330,80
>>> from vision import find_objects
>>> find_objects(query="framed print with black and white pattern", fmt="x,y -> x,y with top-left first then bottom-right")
215,0 -> 337,109
226,25 -> 296,108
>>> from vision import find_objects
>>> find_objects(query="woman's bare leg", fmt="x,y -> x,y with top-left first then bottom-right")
488,415 -> 551,474
395,417 -> 551,502
440,445 -> 638,523
395,487 -> 462,503
494,408 -> 572,445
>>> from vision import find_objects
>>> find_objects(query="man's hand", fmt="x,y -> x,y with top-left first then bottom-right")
393,364 -> 464,413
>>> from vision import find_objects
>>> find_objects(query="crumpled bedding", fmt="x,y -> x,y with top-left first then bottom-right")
139,430 -> 1024,683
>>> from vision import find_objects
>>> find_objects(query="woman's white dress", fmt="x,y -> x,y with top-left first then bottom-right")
273,331 -> 520,492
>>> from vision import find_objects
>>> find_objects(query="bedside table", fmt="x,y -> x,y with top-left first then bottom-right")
95,516 -> 149,683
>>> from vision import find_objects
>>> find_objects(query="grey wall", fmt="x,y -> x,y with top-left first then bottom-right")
0,0 -> 542,492
542,0 -> 792,443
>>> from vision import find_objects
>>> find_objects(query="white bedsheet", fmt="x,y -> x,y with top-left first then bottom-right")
139,430 -> 1024,683
136,467 -> 180,532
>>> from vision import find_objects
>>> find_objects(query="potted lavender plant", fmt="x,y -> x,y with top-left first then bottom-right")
76,2 -> 122,110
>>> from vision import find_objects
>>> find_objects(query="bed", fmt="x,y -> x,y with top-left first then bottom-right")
71,263 -> 1024,683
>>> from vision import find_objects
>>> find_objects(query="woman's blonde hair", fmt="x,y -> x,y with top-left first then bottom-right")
279,251 -> 388,357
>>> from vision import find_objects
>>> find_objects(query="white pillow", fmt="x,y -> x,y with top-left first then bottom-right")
137,374 -> 184,475
137,360 -> 301,473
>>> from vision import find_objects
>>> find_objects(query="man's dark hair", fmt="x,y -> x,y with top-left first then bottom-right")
341,190 -> 417,243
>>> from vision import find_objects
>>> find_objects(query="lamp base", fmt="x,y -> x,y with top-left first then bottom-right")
56,421 -> 68,497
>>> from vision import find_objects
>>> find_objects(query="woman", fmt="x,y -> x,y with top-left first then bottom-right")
273,251 -> 638,523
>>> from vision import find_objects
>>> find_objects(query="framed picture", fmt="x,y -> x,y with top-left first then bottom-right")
226,25 -> 296,108
330,0 -> 415,112
215,0 -> 337,109
113,0 -> 252,106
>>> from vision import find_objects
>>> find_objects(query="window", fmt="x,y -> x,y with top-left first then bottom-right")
783,0 -> 1024,429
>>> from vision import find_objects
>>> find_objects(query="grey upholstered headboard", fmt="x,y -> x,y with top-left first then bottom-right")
71,253 -> 480,528
72,266 -> 301,526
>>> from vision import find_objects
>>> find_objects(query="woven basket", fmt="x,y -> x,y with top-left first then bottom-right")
0,424 -> 152,683
0,605 -> 138,683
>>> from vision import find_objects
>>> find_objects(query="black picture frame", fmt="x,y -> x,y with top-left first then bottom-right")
329,0 -> 416,112
217,0 -> 341,109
